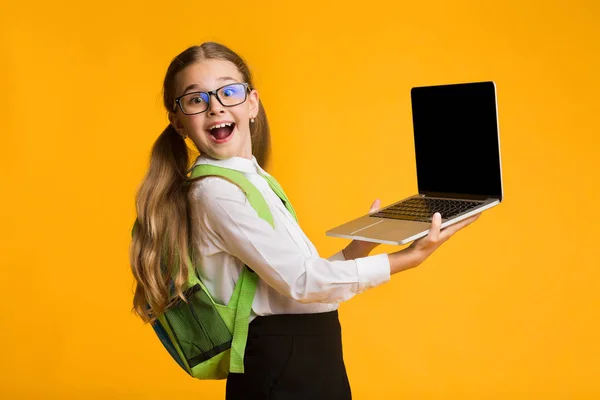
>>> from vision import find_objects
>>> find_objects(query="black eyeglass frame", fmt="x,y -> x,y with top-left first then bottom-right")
173,82 -> 252,115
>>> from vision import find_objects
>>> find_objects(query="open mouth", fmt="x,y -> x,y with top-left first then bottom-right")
207,122 -> 235,143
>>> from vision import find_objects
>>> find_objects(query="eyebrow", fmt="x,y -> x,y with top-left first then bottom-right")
181,77 -> 239,95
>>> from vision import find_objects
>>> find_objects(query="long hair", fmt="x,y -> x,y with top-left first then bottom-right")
130,42 -> 271,323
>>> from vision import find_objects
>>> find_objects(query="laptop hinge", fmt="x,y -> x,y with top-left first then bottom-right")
420,191 -> 490,201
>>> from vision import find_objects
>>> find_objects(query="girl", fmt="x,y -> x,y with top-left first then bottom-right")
130,42 -> 480,399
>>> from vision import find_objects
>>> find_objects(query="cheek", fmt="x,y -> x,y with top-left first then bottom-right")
235,108 -> 251,124
185,116 -> 206,133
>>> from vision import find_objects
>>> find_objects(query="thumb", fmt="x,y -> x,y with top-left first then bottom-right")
370,199 -> 381,212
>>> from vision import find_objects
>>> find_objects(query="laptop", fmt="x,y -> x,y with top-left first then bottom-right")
326,80 -> 503,245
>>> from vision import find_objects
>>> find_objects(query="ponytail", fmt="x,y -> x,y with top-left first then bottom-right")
130,124 -> 193,323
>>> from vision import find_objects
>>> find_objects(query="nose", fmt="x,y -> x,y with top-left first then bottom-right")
207,92 -> 225,116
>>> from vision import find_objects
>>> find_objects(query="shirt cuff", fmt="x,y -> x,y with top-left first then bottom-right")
327,250 -> 347,261
355,253 -> 391,293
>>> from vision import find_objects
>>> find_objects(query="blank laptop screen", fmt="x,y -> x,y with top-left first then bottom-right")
410,81 -> 502,200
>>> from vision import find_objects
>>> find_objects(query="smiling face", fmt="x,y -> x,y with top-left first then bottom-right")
168,59 -> 259,160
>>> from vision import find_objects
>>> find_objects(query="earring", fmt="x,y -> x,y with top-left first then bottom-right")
250,116 -> 255,124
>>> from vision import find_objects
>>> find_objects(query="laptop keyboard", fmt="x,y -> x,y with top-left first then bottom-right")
371,197 -> 483,222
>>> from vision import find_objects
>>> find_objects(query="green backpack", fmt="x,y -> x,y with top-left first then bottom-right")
131,163 -> 297,380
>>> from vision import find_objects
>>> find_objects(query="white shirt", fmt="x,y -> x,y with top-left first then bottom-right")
188,155 -> 391,319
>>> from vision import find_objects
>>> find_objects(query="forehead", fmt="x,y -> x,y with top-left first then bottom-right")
175,59 -> 243,94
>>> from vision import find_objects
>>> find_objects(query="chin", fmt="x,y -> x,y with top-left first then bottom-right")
205,146 -> 242,160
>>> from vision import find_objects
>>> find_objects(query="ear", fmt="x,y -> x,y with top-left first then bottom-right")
168,112 -> 186,137
248,89 -> 259,119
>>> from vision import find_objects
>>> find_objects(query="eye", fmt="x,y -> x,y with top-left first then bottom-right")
221,84 -> 245,97
187,95 -> 205,105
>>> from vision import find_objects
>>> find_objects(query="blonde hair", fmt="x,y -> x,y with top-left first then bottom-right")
129,42 -> 271,323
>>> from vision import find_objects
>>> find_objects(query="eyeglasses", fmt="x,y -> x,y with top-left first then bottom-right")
174,82 -> 251,115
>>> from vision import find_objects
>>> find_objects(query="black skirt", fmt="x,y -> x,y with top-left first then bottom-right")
226,310 -> 352,400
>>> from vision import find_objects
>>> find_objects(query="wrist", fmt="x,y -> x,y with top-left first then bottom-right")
342,241 -> 356,260
389,247 -> 429,274
343,240 -> 378,260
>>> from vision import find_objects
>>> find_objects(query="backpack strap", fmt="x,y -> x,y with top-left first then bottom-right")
190,164 -> 274,228
188,164 -> 274,374
258,172 -> 298,222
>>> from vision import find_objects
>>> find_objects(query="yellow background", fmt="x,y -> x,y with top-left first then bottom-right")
2,0 -> 599,398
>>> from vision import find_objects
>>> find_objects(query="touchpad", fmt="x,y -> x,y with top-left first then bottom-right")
353,219 -> 431,244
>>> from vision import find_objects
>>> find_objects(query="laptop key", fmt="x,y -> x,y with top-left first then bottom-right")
373,198 -> 482,221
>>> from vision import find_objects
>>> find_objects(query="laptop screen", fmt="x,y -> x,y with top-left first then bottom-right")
410,81 -> 502,200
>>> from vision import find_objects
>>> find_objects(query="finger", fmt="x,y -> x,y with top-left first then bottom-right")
455,213 -> 481,228
442,215 -> 477,236
369,199 -> 381,212
440,213 -> 481,239
428,212 -> 442,242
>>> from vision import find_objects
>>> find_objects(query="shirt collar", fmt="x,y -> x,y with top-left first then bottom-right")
192,154 -> 260,175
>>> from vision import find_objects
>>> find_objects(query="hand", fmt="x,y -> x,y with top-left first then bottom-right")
388,211 -> 481,274
342,199 -> 382,260
409,212 -> 481,255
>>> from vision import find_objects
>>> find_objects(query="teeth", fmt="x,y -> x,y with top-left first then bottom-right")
209,122 -> 234,130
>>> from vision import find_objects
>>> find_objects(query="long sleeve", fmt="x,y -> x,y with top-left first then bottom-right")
191,177 -> 390,305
